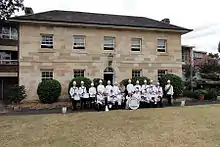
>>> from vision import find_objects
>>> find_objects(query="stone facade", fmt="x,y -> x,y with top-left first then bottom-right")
19,23 -> 182,101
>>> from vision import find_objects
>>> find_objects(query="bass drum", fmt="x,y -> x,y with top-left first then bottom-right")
128,97 -> 140,110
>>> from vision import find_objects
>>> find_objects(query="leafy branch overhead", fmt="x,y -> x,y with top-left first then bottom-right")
0,0 -> 24,20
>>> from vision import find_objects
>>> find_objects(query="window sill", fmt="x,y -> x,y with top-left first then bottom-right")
157,52 -> 169,56
130,51 -> 143,55
72,50 -> 88,54
38,49 -> 56,53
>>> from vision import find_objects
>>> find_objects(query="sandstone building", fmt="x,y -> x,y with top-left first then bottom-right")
9,10 -> 192,101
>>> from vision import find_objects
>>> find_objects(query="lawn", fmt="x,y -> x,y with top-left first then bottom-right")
1,105 -> 220,147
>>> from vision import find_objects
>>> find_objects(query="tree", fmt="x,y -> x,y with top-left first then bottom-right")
0,0 -> 24,20
208,53 -> 219,59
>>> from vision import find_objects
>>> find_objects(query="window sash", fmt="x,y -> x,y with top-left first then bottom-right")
0,27 -> 18,40
74,70 -> 85,77
158,70 -> 167,79
41,35 -> 53,48
132,70 -> 142,78
41,70 -> 53,80
157,39 -> 167,52
131,38 -> 141,50
73,35 -> 85,49
104,37 -> 115,49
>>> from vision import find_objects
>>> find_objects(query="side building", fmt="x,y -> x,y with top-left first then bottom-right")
9,10 -> 192,101
0,20 -> 19,102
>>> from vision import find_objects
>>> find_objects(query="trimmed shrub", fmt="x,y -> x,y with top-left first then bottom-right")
182,90 -> 198,99
37,79 -> 62,104
5,85 -> 27,104
159,74 -> 184,98
93,78 -> 106,87
205,88 -> 218,100
68,77 -> 92,94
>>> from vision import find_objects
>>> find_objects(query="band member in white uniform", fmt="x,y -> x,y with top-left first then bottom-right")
125,92 -> 132,109
69,81 -> 80,110
97,80 -> 105,94
89,82 -> 97,109
141,80 -> 149,102
126,79 -> 134,94
147,80 -> 157,107
79,81 -> 89,109
165,80 -> 174,106
105,80 -> 113,95
155,82 -> 163,107
97,80 -> 107,110
108,89 -> 117,107
113,81 -> 122,107
134,80 -> 141,94
133,88 -> 141,102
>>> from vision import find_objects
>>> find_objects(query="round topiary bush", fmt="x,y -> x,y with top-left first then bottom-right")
159,74 -> 184,98
37,79 -> 62,104
68,77 -> 92,95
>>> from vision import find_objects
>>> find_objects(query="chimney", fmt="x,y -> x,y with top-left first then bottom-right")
161,18 -> 170,24
24,7 -> 34,15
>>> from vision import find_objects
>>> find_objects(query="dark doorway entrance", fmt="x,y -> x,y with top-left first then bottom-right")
103,67 -> 114,85
104,73 -> 113,85
0,77 -> 18,103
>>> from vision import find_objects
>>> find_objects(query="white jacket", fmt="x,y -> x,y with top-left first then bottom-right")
165,84 -> 174,95
113,86 -> 120,95
126,84 -> 134,93
78,86 -> 87,96
97,84 -> 105,94
89,87 -> 97,97
105,85 -> 113,94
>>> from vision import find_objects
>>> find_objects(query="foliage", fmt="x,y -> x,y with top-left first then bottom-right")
182,90 -> 198,99
37,79 -> 61,104
0,0 -> 24,20
205,88 -> 218,100
120,77 -> 150,86
93,78 -> 106,87
5,85 -> 27,104
194,89 -> 208,96
68,77 -> 92,94
159,74 -> 184,98
199,58 -> 220,73
183,64 -> 195,79
208,53 -> 219,59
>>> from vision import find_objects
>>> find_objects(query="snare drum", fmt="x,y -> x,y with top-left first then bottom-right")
128,97 -> 140,110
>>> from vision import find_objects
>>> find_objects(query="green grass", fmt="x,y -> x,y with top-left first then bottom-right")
1,105 -> 220,147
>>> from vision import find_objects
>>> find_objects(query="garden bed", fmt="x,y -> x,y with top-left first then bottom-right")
6,100 -> 72,112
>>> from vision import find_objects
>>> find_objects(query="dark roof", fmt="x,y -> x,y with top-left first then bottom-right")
10,10 -> 192,33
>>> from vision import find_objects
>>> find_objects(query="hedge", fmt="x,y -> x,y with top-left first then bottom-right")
120,76 -> 150,86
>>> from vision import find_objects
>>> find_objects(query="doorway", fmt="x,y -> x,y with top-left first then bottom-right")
103,67 -> 114,85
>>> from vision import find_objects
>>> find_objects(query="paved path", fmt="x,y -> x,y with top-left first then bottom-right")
1,100 -> 220,116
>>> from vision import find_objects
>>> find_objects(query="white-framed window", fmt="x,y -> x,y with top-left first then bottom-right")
73,69 -> 85,77
158,69 -> 168,79
104,36 -> 115,50
40,34 -> 53,48
157,39 -> 167,52
131,38 -> 142,52
0,26 -> 18,40
73,35 -> 85,49
41,69 -> 53,81
132,70 -> 142,78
